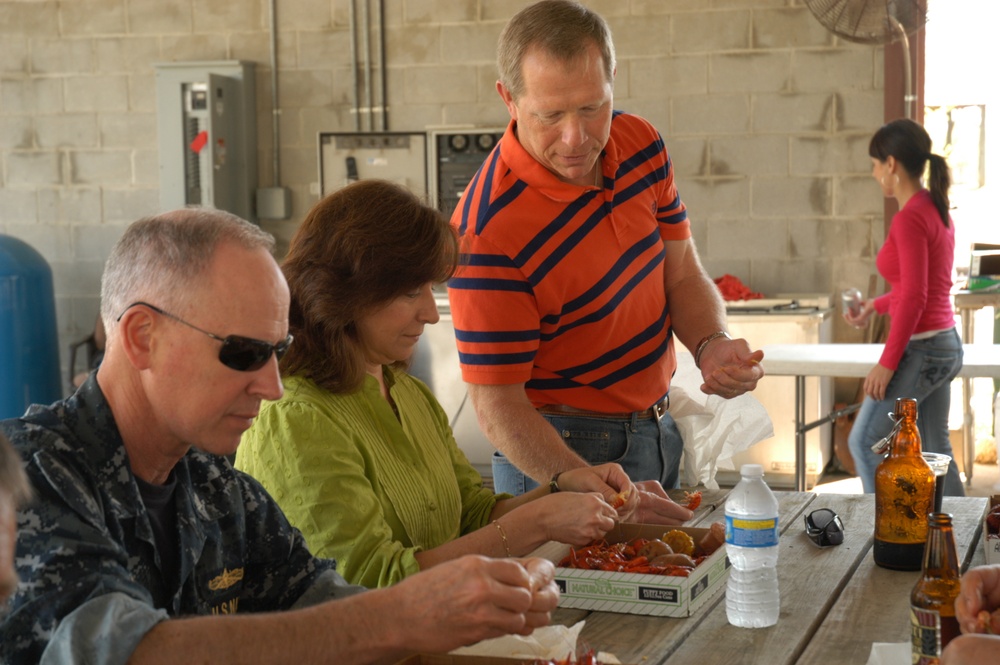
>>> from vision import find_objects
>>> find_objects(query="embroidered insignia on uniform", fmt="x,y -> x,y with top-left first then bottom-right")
208,567 -> 245,591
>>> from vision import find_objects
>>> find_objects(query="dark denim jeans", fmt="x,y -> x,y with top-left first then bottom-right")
491,409 -> 684,495
848,327 -> 964,494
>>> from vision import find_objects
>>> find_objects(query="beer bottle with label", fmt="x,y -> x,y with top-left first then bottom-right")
873,397 -> 935,570
911,513 -> 961,664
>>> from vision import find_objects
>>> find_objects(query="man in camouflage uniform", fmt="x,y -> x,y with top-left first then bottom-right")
0,209 -> 557,665
0,432 -> 30,605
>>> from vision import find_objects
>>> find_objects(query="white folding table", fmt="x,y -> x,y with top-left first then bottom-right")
760,343 -> 1000,491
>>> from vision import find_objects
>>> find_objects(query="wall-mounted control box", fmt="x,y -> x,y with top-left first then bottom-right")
154,61 -> 257,223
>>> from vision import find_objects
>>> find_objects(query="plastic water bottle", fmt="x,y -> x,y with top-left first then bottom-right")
725,463 -> 780,628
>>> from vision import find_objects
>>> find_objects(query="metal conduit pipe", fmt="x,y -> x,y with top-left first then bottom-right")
376,0 -> 387,130
268,0 -> 281,185
361,0 -> 373,131
349,0 -> 361,130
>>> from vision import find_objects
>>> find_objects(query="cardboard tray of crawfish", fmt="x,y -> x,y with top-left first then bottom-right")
984,495 -> 1000,564
531,522 -> 729,618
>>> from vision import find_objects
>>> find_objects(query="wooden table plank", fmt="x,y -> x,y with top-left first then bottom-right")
796,496 -> 987,665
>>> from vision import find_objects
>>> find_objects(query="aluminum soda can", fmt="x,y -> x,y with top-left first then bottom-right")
841,288 -> 862,317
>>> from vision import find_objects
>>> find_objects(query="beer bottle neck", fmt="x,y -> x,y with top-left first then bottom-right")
922,518 -> 959,578
889,420 -> 922,457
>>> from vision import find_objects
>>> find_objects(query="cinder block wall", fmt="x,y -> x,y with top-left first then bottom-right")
0,0 -> 885,394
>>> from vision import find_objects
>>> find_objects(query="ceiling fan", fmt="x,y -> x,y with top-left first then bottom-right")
804,0 -> 930,119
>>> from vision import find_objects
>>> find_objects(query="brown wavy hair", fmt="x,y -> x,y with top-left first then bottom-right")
279,179 -> 458,394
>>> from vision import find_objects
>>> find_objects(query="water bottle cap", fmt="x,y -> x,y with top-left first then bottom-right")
740,463 -> 764,477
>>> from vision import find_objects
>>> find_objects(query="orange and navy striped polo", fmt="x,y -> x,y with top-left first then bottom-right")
447,111 -> 691,413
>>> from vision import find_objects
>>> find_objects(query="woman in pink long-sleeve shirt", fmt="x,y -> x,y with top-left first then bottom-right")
845,118 -> 964,495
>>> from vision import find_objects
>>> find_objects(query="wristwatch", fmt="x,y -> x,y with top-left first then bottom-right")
549,472 -> 564,494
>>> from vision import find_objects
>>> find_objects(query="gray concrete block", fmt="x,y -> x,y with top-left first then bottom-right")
753,176 -> 831,217
69,151 -> 132,185
0,187 -> 37,224
98,113 -> 156,149
102,189 -> 158,223
710,52 -> 791,94
36,114 -> 99,149
65,75 -> 128,113
0,115 -> 33,150
37,186 -> 102,225
753,7 -> 833,49
671,94 -> 751,135
404,64 -> 477,105
30,37 -> 95,75
710,135 -> 788,176
671,11 -> 751,54
631,55 -> 708,98
1,77 -> 64,115
60,0 -> 126,36
7,152 -> 61,185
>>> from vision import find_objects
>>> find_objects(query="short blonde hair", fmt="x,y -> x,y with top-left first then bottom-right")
497,0 -> 615,100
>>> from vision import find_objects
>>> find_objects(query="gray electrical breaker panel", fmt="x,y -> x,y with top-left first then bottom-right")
154,61 -> 257,223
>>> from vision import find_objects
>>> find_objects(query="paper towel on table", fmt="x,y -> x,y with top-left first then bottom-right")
671,353 -> 773,489
865,642 -> 910,665
450,621 -> 620,663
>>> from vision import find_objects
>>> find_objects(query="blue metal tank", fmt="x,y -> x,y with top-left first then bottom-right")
0,235 -> 62,419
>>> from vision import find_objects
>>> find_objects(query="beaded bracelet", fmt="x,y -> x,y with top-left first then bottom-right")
492,519 -> 512,557
694,330 -> 731,369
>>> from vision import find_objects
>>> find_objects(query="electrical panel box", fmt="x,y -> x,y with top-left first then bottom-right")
318,132 -> 427,198
428,127 -> 505,219
154,61 -> 257,223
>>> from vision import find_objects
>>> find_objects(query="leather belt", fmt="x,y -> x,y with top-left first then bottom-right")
537,396 -> 668,421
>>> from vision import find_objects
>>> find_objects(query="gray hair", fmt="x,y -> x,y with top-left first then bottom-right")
497,0 -> 616,100
100,208 -> 275,335
0,433 -> 30,507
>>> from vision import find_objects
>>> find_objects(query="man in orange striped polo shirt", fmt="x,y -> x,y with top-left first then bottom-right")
448,0 -> 764,520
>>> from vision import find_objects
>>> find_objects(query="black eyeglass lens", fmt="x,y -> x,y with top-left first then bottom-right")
809,509 -> 834,531
219,337 -> 274,372
806,509 -> 843,547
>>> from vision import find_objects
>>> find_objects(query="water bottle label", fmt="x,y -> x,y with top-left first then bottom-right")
725,515 -> 779,548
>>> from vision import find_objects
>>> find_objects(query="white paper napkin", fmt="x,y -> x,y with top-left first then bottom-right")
450,621 -> 620,663
865,642 -> 910,665
671,353 -> 774,489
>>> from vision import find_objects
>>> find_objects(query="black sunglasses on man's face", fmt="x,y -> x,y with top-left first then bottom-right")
117,302 -> 293,372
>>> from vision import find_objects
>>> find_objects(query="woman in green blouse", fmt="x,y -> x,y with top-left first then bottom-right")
236,179 -> 652,588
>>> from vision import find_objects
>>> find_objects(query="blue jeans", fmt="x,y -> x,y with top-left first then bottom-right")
491,409 -> 684,495
848,328 -> 964,494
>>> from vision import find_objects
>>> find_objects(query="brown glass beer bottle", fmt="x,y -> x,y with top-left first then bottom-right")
911,513 -> 961,664
873,397 -> 935,570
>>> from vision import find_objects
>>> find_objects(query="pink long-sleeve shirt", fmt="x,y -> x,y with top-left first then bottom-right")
873,189 -> 957,370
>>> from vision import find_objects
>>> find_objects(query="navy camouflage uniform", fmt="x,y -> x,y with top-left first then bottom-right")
0,374 -> 363,665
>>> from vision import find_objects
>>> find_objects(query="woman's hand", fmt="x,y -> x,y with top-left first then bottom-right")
863,364 -> 895,401
535,492 -> 618,546
554,463 -> 639,520
844,299 -> 876,329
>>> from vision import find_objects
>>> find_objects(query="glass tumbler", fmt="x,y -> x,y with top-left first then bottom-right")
921,452 -> 952,513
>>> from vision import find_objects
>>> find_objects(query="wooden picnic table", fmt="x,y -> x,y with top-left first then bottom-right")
549,488 -> 988,665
